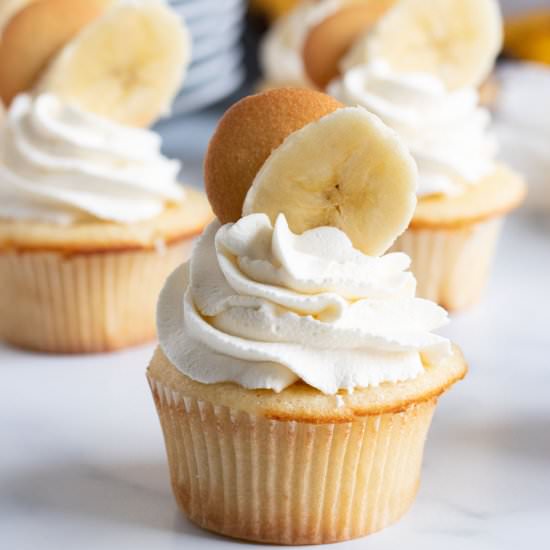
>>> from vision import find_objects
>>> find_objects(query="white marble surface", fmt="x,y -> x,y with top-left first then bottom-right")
1,107 -> 550,549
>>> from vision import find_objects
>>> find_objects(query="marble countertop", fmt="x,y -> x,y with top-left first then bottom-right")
1,108 -> 550,550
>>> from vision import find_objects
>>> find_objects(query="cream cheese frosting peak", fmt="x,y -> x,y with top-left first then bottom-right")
0,93 -> 184,224
158,214 -> 452,395
329,61 -> 497,196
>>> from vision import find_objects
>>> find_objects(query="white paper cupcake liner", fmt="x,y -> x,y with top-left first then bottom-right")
0,240 -> 193,353
148,374 -> 438,545
393,218 -> 503,310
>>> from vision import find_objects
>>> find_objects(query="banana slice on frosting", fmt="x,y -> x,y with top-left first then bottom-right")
243,105 -> 417,256
206,88 -> 417,257
363,0 -> 503,90
37,0 -> 191,127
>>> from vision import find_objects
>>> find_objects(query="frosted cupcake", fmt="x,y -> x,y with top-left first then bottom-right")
148,88 -> 467,544
327,0 -> 526,310
0,0 -> 208,353
0,94 -> 211,353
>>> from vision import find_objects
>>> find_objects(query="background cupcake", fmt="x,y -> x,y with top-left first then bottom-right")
148,88 -> 467,544
0,0 -> 212,353
324,0 -> 526,310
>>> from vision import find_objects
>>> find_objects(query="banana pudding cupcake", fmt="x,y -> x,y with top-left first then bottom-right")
0,1 -> 210,353
327,0 -> 526,310
0,93 -> 211,353
148,88 -> 467,545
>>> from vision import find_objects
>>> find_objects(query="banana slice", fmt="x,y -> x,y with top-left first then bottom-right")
364,0 -> 503,90
38,0 -> 191,127
243,107 -> 418,257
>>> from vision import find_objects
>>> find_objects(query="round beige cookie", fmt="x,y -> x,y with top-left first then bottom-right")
303,0 -> 396,90
0,0 -> 113,106
0,0 -> 33,37
0,186 -> 213,253
204,88 -> 343,224
412,165 -> 527,229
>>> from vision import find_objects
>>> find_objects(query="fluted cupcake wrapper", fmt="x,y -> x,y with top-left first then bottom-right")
148,375 -> 438,545
0,240 -> 192,353
392,218 -> 503,311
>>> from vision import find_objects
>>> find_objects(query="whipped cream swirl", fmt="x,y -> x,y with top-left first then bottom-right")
260,0 -> 341,87
329,62 -> 497,196
158,214 -> 452,394
0,94 -> 184,224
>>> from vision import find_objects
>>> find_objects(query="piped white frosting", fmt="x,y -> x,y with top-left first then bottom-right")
158,214 -> 452,395
0,94 -> 184,224
329,61 -> 497,196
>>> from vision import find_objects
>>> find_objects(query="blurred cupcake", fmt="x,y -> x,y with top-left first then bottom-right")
148,88 -> 467,544
0,94 -> 211,353
328,0 -> 526,310
0,0 -> 210,353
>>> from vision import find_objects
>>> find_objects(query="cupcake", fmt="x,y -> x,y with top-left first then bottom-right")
0,1 -> 210,353
326,0 -> 526,310
148,88 -> 467,544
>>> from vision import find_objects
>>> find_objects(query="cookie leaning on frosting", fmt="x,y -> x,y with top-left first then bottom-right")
0,2 -> 210,354
0,0 -> 114,106
258,0 -> 395,91
0,0 -> 32,38
303,0 -> 502,105
303,0 -> 396,89
148,88 -> 467,544
205,88 -> 343,223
